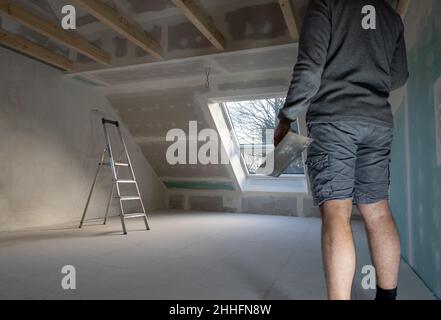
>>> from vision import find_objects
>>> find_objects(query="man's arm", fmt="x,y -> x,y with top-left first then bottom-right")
390,26 -> 409,90
278,0 -> 331,121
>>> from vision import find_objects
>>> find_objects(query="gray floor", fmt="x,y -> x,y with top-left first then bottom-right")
0,211 -> 436,300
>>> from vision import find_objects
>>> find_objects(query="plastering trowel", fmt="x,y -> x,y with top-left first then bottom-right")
257,131 -> 313,177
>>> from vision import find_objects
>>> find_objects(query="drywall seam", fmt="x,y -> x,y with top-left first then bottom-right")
435,75 -> 441,166
404,87 -> 414,265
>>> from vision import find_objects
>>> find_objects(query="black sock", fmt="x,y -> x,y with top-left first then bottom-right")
375,286 -> 397,301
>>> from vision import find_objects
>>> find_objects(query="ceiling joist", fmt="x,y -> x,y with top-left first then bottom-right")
397,0 -> 410,19
0,28 -> 74,71
73,0 -> 163,59
0,0 -> 111,65
172,0 -> 226,50
278,0 -> 299,42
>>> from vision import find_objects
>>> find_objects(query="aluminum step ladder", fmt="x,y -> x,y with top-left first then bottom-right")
79,118 -> 150,235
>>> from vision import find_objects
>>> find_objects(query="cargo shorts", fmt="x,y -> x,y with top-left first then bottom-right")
306,122 -> 393,206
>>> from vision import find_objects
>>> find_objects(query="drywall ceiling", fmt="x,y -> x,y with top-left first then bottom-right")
91,58 -> 222,85
77,43 -> 298,87
1,0 -> 402,72
0,0 -> 305,71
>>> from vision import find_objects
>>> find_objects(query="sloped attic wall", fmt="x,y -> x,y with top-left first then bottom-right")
390,0 -> 441,298
0,46 -> 167,232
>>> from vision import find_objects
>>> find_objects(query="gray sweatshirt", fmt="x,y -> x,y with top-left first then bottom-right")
279,0 -> 409,127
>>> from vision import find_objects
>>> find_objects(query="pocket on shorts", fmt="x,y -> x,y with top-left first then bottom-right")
306,154 -> 332,197
306,154 -> 329,172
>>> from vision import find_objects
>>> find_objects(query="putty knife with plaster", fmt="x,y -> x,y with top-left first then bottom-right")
257,131 -> 313,177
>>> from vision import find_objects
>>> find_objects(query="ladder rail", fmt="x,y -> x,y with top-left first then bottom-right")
103,180 -> 115,225
102,122 -> 118,183
102,120 -> 127,234
104,149 -> 125,225
116,124 -> 150,230
79,147 -> 107,228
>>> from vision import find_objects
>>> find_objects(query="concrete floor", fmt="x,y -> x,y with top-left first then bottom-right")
0,211 -> 436,300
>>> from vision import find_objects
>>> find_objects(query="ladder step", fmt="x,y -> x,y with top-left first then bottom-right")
117,180 -> 136,184
115,162 -> 129,167
124,213 -> 146,219
120,196 -> 141,201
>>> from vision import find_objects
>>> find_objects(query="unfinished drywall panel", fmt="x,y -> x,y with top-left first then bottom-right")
391,98 -> 411,265
139,142 -> 231,179
213,45 -> 297,73
390,0 -> 441,298
108,88 -> 232,181
127,0 -> 174,13
76,44 -> 296,89
167,189 -> 242,213
27,0 -> 58,20
302,197 -> 321,218
189,195 -> 225,212
109,89 -> 210,137
242,196 -> 298,216
217,78 -> 288,91
169,194 -> 186,210
113,36 -> 129,58
435,76 -> 441,166
10,0 -> 60,22
165,188 -> 337,218
225,2 -> 287,41
0,46 -> 167,232
168,21 -> 213,52
93,59 -> 219,85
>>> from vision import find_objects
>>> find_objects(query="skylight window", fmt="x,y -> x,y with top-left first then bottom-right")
223,97 -> 305,176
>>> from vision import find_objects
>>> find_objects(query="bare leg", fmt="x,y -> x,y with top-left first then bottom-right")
357,200 -> 401,290
321,199 -> 356,300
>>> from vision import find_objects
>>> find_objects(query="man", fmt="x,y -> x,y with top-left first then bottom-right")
275,0 -> 409,300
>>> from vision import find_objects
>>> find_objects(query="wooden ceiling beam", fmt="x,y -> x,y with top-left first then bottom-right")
73,0 -> 163,59
279,0 -> 299,42
172,0 -> 226,50
397,0 -> 411,20
0,28 -> 74,71
0,0 -> 111,65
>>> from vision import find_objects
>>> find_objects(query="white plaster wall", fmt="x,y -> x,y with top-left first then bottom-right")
0,47 -> 167,232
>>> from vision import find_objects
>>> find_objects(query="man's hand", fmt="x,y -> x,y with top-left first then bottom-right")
274,118 -> 292,147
